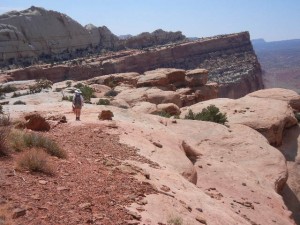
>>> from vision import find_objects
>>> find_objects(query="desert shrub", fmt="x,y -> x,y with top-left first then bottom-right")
55,87 -> 63,92
0,105 -> 2,114
97,99 -> 110,105
167,216 -> 183,225
9,130 -> 67,158
104,89 -> 118,97
13,100 -> 26,105
0,127 -> 10,156
295,112 -> 300,123
74,83 -> 84,89
152,111 -> 172,118
66,81 -> 72,87
17,149 -> 54,175
0,85 -> 17,94
62,96 -> 73,101
29,79 -> 53,94
23,133 -> 66,158
184,105 -> 228,125
79,85 -> 96,101
0,114 -> 11,126
11,92 -> 22,98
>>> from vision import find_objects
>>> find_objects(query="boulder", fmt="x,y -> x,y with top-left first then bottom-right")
98,110 -> 114,120
137,68 -> 186,88
147,90 -> 182,107
193,82 -> 218,101
185,69 -> 209,87
157,103 -> 180,115
89,84 -> 111,98
132,102 -> 157,114
24,113 -> 50,131
110,99 -> 130,109
248,88 -> 300,111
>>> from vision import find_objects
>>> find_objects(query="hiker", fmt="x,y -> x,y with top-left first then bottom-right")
72,89 -> 84,121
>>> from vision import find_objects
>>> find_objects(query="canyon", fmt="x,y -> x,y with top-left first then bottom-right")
1,6 -> 299,225
0,7 -> 263,99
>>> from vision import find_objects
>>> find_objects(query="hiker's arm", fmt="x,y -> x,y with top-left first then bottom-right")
81,96 -> 84,106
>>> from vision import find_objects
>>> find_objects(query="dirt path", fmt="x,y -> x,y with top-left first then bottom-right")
0,123 -> 157,225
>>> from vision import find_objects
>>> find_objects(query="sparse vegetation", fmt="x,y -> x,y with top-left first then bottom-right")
74,83 -> 84,89
13,100 -> 26,105
55,87 -> 63,92
66,81 -> 72,87
104,89 -> 118,97
79,85 -> 96,101
152,110 -> 172,118
17,149 -> 54,175
97,99 -> 110,105
0,85 -> 17,94
184,105 -> 228,125
0,127 -> 10,156
0,114 -> 11,126
29,79 -> 53,94
0,105 -> 2,114
167,216 -> 183,225
62,95 -> 73,101
9,130 -> 67,158
11,91 -> 22,98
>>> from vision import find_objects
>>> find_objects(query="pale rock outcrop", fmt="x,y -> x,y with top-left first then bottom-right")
181,91 -> 298,146
89,84 -> 111,98
132,102 -> 157,114
123,29 -> 186,49
115,87 -> 182,107
248,88 -> 300,111
146,89 -> 182,107
137,68 -> 186,88
110,99 -> 130,109
87,72 -> 140,87
185,69 -> 208,87
116,111 -> 293,225
0,6 -> 92,58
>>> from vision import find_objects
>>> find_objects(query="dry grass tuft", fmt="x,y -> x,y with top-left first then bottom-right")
17,149 -> 54,175
9,130 -> 67,158
0,127 -> 10,156
0,114 -> 11,127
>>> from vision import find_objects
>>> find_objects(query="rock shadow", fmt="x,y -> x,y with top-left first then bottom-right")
281,184 -> 300,225
279,125 -> 299,161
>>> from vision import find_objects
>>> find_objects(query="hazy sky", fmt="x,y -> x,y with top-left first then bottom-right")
0,0 -> 299,41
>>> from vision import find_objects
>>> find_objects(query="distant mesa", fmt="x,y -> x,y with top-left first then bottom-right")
0,6 -> 263,99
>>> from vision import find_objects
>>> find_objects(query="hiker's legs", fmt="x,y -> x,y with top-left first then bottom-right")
74,108 -> 81,120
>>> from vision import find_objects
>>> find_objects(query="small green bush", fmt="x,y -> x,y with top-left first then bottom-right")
74,83 -> 84,89
12,92 -> 22,98
184,105 -> 228,125
0,85 -> 17,94
17,149 -> 54,175
54,87 -> 63,92
79,85 -> 96,101
13,100 -> 26,105
29,79 -> 53,94
104,90 -> 118,97
97,99 -> 110,105
62,96 -> 73,101
66,81 -> 72,87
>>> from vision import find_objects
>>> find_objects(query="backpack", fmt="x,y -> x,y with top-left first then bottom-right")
74,93 -> 82,107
